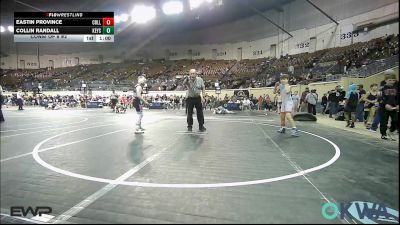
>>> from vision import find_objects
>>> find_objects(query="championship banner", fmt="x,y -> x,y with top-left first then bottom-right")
234,90 -> 249,98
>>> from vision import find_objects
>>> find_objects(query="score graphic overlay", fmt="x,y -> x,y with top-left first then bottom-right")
14,12 -> 114,42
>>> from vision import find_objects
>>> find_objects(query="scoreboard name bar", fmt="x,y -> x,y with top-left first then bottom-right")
14,12 -> 114,42
14,19 -> 113,26
14,35 -> 114,42
14,27 -> 114,34
14,12 -> 113,18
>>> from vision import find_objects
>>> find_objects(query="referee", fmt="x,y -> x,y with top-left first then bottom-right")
183,69 -> 206,132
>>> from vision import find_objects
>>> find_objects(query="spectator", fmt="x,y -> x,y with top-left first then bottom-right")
258,95 -> 263,111
356,84 -> 366,122
288,65 -> 294,75
362,83 -> 379,129
344,84 -> 359,128
265,94 -> 272,111
300,87 -> 310,112
16,89 -> 24,110
328,86 -> 341,118
371,70 -> 399,132
321,93 -> 328,114
305,89 -> 318,115
274,92 -> 282,114
242,98 -> 251,111
224,94 -> 229,102
379,71 -> 398,140
291,91 -> 300,113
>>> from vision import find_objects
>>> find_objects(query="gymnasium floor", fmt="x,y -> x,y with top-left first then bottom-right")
0,107 -> 398,224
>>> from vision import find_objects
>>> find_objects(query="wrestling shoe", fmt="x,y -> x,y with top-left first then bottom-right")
291,128 -> 300,137
277,127 -> 286,133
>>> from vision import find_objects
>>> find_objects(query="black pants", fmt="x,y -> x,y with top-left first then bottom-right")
364,111 -> 369,122
186,97 -> 204,128
308,103 -> 316,115
321,103 -> 327,114
329,102 -> 339,117
380,109 -> 398,135
0,101 -> 4,122
17,99 -> 23,110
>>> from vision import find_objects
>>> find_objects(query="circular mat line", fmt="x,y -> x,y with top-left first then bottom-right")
32,119 -> 341,188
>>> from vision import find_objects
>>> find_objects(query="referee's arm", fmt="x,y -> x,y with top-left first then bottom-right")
182,76 -> 189,87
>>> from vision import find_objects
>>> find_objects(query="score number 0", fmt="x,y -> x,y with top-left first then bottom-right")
102,18 -> 114,34
103,18 -> 114,26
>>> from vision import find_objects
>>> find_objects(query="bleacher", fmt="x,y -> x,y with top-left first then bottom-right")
1,34 -> 398,92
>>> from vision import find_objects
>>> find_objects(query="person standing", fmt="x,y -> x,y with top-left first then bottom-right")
344,84 -> 359,128
17,89 -> 24,110
133,75 -> 149,134
174,96 -> 180,110
362,83 -> 379,129
265,94 -> 272,112
183,69 -> 206,132
356,84 -> 366,122
379,73 -> 398,140
291,91 -> 300,113
321,93 -> 328,115
258,95 -> 263,111
328,86 -> 340,118
299,87 -> 310,112
370,69 -> 399,132
305,89 -> 318,115
243,98 -> 252,111
274,92 -> 282,114
275,75 -> 300,137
